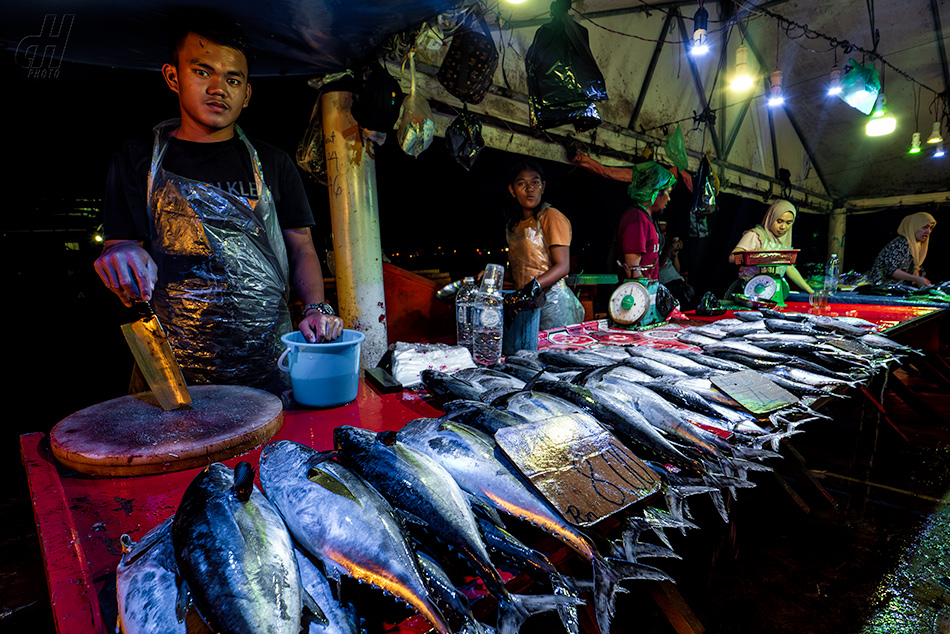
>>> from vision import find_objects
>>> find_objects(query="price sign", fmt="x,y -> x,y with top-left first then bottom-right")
711,370 -> 798,414
495,414 -> 660,527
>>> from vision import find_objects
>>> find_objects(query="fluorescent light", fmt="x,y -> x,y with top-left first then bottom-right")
909,132 -> 921,154
731,45 -> 754,91
767,69 -> 784,107
827,65 -> 842,96
928,121 -> 943,144
691,6 -> 709,56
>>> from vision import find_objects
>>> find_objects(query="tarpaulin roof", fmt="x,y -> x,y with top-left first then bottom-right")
3,0 -> 948,206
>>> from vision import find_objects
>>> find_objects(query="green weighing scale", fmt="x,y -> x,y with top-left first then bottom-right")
729,249 -> 800,308
608,277 -> 677,329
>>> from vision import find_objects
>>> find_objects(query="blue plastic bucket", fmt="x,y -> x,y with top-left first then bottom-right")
502,292 -> 541,355
277,329 -> 365,408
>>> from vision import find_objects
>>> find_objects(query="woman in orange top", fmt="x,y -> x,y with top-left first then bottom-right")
504,160 -> 585,330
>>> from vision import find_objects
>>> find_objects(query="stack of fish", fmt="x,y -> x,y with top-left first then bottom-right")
116,309 -> 917,634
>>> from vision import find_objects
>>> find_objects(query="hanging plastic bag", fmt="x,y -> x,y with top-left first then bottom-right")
525,0 -> 607,131
665,124 -> 689,172
296,98 -> 327,185
688,154 -> 718,238
838,59 -> 881,115
352,61 -> 403,133
445,109 -> 485,171
437,10 -> 499,104
396,52 -> 435,157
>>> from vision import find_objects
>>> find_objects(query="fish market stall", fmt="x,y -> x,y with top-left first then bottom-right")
20,305 -> 943,634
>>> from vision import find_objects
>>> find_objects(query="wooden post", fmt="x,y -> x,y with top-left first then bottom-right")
828,207 -> 846,267
321,91 -> 388,370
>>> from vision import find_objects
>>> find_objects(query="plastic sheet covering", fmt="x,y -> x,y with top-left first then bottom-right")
540,280 -> 586,330
296,98 -> 327,184
444,109 -> 485,170
148,121 -> 292,393
396,52 -> 435,157
525,1 -> 608,131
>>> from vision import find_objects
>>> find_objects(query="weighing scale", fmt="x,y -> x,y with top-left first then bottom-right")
728,249 -> 799,307
608,278 -> 676,329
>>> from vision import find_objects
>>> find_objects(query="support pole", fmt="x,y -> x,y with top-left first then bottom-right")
827,207 -> 846,266
321,91 -> 388,371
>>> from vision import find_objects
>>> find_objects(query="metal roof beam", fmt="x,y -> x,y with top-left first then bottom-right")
675,11 -> 722,157
930,0 -> 950,94
628,10 -> 677,130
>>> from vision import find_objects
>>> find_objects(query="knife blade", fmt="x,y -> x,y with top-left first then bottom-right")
121,301 -> 192,410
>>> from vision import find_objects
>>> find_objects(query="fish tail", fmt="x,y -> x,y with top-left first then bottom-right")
497,592 -> 582,634
552,573 -> 581,634
593,556 -> 673,634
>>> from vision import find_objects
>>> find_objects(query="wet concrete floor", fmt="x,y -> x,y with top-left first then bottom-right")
3,362 -> 948,634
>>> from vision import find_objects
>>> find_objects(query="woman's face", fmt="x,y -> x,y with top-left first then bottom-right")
510,169 -> 545,211
770,211 -> 795,238
915,222 -> 936,242
649,187 -> 673,213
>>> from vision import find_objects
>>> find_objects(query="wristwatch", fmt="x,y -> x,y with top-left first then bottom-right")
303,302 -> 336,316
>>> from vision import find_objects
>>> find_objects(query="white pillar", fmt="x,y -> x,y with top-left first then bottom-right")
321,91 -> 388,371
827,207 -> 846,267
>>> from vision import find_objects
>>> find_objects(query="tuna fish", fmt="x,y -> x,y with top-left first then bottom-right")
397,419 -> 671,634
259,441 -> 452,634
116,517 -> 191,634
172,462 -> 307,634
442,399 -> 529,436
422,369 -> 486,405
624,346 -> 716,377
333,425 -> 568,634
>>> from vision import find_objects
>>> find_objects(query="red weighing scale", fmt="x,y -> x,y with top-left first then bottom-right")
730,249 -> 800,307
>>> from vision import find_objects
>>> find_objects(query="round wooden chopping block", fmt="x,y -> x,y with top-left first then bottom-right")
50,385 -> 283,477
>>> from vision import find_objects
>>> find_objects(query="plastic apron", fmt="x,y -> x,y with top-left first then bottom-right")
146,120 -> 291,393
506,207 -> 585,331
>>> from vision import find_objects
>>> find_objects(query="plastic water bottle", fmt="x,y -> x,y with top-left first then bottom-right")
472,264 -> 505,365
455,277 -> 477,351
823,253 -> 840,295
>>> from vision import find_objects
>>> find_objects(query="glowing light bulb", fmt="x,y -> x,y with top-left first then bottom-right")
909,132 -> 921,154
731,45 -> 754,91
827,65 -> 842,96
691,6 -> 709,57
767,69 -> 784,107
928,121 -> 943,144
936,143 -> 946,158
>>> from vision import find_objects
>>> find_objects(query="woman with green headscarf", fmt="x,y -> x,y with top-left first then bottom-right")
616,161 -> 677,279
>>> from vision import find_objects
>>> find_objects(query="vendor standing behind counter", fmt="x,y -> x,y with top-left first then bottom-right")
505,160 -> 585,330
616,162 -> 677,280
93,16 -> 342,394
865,212 -> 936,288
728,200 -> 813,294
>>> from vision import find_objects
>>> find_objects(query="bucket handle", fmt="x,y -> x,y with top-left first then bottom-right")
277,346 -> 293,373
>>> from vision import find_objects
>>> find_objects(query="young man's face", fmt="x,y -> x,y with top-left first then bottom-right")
162,32 -> 251,141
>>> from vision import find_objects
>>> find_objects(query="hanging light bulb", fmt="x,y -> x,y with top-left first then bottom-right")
909,132 -> 922,154
928,121 -> 943,144
936,143 -> 946,158
731,45 -> 754,91
866,93 -> 896,136
691,5 -> 709,57
827,64 -> 842,96
767,69 -> 784,107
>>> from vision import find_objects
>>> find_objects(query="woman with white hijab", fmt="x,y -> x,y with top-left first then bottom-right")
728,200 -> 813,293
866,212 -> 936,288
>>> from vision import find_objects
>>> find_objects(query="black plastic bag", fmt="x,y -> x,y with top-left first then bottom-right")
688,155 -> 718,238
437,12 -> 499,105
525,1 -> 608,131
504,278 -> 546,326
352,61 -> 402,133
445,110 -> 485,171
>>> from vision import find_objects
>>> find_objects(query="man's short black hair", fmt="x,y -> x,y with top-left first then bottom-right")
167,11 -> 256,69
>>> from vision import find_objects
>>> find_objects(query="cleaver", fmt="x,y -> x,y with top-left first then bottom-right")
121,302 -> 192,410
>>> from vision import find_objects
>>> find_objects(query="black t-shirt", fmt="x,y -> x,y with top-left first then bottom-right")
103,132 -> 314,241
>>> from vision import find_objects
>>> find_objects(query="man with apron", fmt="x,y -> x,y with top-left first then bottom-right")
94,18 -> 342,394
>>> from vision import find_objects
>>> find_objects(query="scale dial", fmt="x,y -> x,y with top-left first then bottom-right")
744,274 -> 779,299
609,281 -> 651,325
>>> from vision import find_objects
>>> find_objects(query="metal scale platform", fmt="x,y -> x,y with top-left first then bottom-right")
608,278 -> 677,329
729,249 -> 800,308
